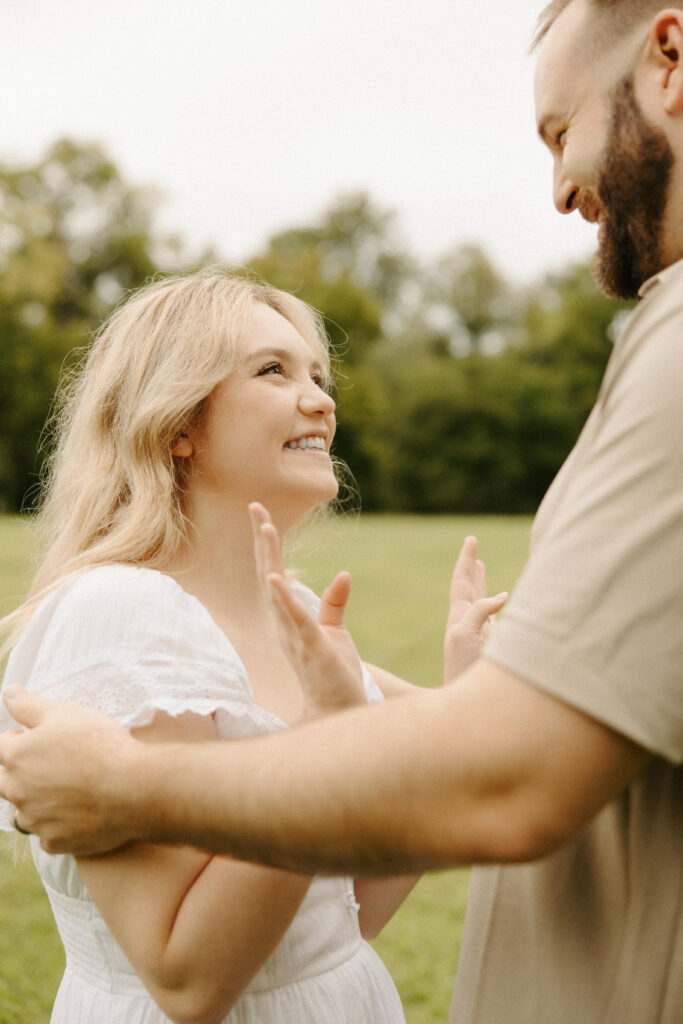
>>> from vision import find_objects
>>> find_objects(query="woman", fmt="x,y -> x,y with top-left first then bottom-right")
0,270 -> 504,1023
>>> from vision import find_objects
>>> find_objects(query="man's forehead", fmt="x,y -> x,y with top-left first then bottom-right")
533,0 -> 593,128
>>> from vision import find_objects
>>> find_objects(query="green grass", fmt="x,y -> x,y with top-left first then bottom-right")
0,512 -> 531,1024
0,844 -> 65,1022
0,516 -> 34,618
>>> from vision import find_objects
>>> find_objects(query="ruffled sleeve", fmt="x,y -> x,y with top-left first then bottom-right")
0,565 -> 275,832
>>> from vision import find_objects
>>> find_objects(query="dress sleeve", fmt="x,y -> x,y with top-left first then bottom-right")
0,566 -> 264,833
0,565 -> 271,747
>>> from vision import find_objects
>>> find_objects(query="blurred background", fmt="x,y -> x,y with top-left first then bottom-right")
0,0 -> 632,515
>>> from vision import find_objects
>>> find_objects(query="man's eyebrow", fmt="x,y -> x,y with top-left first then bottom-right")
536,117 -> 553,143
536,109 -> 565,147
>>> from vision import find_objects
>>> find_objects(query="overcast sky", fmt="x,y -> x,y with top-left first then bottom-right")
2,0 -> 599,284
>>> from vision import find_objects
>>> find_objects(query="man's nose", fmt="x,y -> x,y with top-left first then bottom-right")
553,163 -> 578,214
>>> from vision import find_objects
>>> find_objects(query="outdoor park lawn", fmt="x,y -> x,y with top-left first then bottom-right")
0,512 -> 531,1024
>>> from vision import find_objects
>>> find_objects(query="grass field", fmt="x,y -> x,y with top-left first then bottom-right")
0,512 -> 531,1024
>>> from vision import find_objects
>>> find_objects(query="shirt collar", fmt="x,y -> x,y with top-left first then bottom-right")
638,255 -> 683,298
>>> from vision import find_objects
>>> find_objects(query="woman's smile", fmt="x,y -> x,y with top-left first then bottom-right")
185,302 -> 338,518
284,435 -> 329,452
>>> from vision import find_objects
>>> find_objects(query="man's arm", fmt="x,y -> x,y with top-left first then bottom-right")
0,662 -> 649,871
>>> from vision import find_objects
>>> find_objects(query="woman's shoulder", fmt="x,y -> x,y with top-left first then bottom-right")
9,565 -> 199,682
52,563 -> 180,611
37,564 -> 189,628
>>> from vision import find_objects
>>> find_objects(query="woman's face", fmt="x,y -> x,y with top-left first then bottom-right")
188,302 -> 338,522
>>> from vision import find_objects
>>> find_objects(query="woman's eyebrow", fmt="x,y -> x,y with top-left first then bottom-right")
246,346 -> 323,372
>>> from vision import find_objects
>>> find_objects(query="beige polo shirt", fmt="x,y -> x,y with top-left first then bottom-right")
450,260 -> 683,1023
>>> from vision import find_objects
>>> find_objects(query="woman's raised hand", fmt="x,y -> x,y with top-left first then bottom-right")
249,504 -> 367,721
443,536 -> 508,683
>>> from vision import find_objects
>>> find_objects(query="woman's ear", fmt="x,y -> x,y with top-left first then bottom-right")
171,434 -> 194,458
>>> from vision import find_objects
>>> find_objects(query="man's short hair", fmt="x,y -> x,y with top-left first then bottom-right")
532,0 -> 671,52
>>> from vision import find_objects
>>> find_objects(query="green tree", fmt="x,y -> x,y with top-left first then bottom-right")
369,259 -> 632,513
425,243 -> 521,356
248,191 -> 415,359
520,262 -> 634,424
0,139 -> 174,509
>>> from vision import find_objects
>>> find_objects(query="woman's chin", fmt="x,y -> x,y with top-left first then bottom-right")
261,481 -> 339,528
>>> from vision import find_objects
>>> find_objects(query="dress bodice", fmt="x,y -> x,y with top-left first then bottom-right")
0,565 -> 404,1023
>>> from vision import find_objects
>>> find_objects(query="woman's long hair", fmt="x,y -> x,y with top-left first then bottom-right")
1,269 -> 332,654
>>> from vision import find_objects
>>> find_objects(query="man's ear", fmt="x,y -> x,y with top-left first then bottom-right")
171,434 -> 194,458
648,10 -> 683,114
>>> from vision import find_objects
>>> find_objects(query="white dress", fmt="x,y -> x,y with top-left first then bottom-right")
0,565 -> 405,1024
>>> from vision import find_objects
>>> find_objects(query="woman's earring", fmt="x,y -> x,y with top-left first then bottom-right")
172,435 -> 193,457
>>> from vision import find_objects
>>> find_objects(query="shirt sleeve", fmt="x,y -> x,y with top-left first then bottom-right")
485,294 -> 683,763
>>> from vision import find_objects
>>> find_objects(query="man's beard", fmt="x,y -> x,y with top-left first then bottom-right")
584,74 -> 674,300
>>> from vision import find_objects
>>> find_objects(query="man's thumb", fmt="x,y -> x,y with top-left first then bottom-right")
3,685 -> 45,727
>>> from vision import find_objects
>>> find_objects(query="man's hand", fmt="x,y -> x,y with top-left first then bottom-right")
0,685 -> 139,854
250,503 -> 367,720
444,537 -> 507,682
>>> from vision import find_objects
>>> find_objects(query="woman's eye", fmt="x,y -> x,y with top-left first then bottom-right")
257,362 -> 284,377
314,374 -> 335,395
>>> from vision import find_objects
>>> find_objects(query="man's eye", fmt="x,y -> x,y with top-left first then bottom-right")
556,129 -> 567,148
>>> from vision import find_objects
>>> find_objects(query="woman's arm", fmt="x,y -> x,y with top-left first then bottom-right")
363,663 -> 421,698
257,510 -> 508,939
77,710 -> 312,1024
353,538 -> 508,936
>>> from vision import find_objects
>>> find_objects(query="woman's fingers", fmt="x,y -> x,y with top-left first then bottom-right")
260,525 -> 286,579
248,502 -> 269,584
267,573 -> 334,674
447,537 -> 478,626
474,558 -> 487,603
458,591 -> 508,634
249,503 -> 286,584
318,572 -> 352,629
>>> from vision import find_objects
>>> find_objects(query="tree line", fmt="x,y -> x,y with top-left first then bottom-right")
0,139 -> 633,514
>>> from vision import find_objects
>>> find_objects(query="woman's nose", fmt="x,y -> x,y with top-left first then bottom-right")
299,380 -> 335,416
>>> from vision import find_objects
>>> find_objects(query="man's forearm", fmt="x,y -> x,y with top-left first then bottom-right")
123,660 -> 648,875
2,662 -> 648,868
135,690 -> 470,874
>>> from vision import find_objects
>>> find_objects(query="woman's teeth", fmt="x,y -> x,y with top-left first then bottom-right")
285,436 -> 326,451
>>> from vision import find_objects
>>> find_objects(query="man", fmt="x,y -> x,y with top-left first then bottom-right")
1,1 -> 682,1021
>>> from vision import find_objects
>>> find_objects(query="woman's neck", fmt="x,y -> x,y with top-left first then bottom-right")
165,496 -> 290,625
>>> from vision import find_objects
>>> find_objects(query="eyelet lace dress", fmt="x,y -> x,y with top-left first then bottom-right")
0,565 -> 405,1023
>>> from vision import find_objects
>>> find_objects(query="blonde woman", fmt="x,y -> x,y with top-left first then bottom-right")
0,270 -> 503,1024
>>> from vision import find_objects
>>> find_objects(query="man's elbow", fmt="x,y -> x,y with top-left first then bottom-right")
466,791 -> 589,864
495,809 -> 575,863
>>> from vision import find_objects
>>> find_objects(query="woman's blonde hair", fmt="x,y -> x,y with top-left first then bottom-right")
1,268 -> 333,653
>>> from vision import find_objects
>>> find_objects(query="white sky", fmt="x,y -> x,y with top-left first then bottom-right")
1,0 -> 598,285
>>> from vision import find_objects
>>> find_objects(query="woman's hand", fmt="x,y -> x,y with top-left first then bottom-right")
249,503 -> 367,721
444,536 -> 507,683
